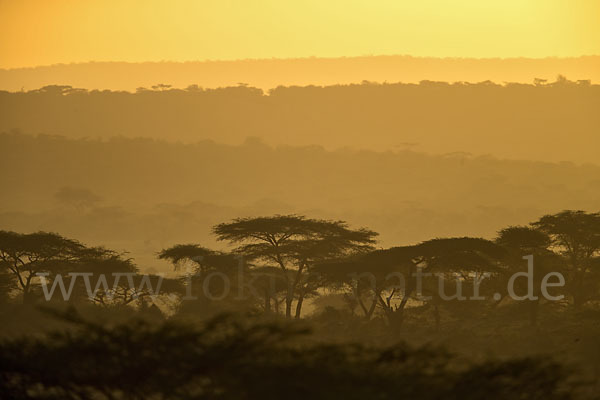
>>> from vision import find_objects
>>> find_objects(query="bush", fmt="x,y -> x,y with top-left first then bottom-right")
0,309 -> 574,400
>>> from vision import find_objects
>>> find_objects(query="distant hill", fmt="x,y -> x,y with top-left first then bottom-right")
1,133 -> 599,271
1,56 -> 599,92
1,79 -> 598,163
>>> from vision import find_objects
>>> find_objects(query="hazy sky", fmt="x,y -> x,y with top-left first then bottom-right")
1,0 -> 599,68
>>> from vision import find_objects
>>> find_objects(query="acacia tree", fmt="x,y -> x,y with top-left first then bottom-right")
0,231 -> 90,303
287,236 -> 377,318
375,239 -> 501,331
532,210 -> 600,307
159,244 -> 291,314
158,244 -> 239,275
412,237 -> 505,330
0,267 -> 15,304
317,238 -> 504,331
250,265 -> 288,314
213,215 -> 377,318
72,254 -> 182,308
0,231 -> 177,307
495,226 -> 565,326
316,246 -> 418,321
158,244 -> 243,307
67,251 -> 136,305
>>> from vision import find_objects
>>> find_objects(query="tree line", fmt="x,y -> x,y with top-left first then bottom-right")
2,210 -> 599,330
1,77 -> 598,163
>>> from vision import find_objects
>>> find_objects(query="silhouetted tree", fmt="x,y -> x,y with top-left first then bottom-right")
413,237 -> 505,329
75,255 -> 182,307
159,244 -> 238,273
159,244 -> 251,312
533,210 -> 600,307
249,265 -> 288,314
496,226 -> 565,325
213,215 -> 377,318
0,231 -> 90,303
316,246 -> 418,322
54,186 -> 102,211
0,267 -> 15,304
317,238 -> 504,331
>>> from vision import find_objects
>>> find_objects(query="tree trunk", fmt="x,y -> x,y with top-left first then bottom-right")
388,310 -> 405,333
285,293 -> 293,318
295,292 -> 305,319
23,289 -> 36,304
273,296 -> 282,314
286,264 -> 304,319
384,289 -> 414,328
364,293 -> 378,320
264,292 -> 271,314
22,274 -> 35,304
379,294 -> 405,333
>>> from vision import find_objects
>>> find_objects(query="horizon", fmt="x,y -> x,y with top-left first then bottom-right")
2,55 -> 599,93
2,0 -> 600,68
3,54 -> 600,71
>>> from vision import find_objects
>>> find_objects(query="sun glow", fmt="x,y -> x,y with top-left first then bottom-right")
0,0 -> 598,68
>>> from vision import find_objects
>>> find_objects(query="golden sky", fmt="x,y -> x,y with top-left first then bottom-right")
1,0 -> 599,68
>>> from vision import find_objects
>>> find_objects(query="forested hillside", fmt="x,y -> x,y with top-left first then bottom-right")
1,78 -> 598,163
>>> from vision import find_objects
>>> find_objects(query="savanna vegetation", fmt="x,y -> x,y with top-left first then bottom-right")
0,71 -> 598,400
1,210 -> 599,399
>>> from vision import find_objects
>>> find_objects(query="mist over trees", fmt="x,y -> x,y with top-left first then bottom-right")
2,131 -> 599,273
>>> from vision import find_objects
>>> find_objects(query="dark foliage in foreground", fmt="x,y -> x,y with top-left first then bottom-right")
0,309 -> 572,400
